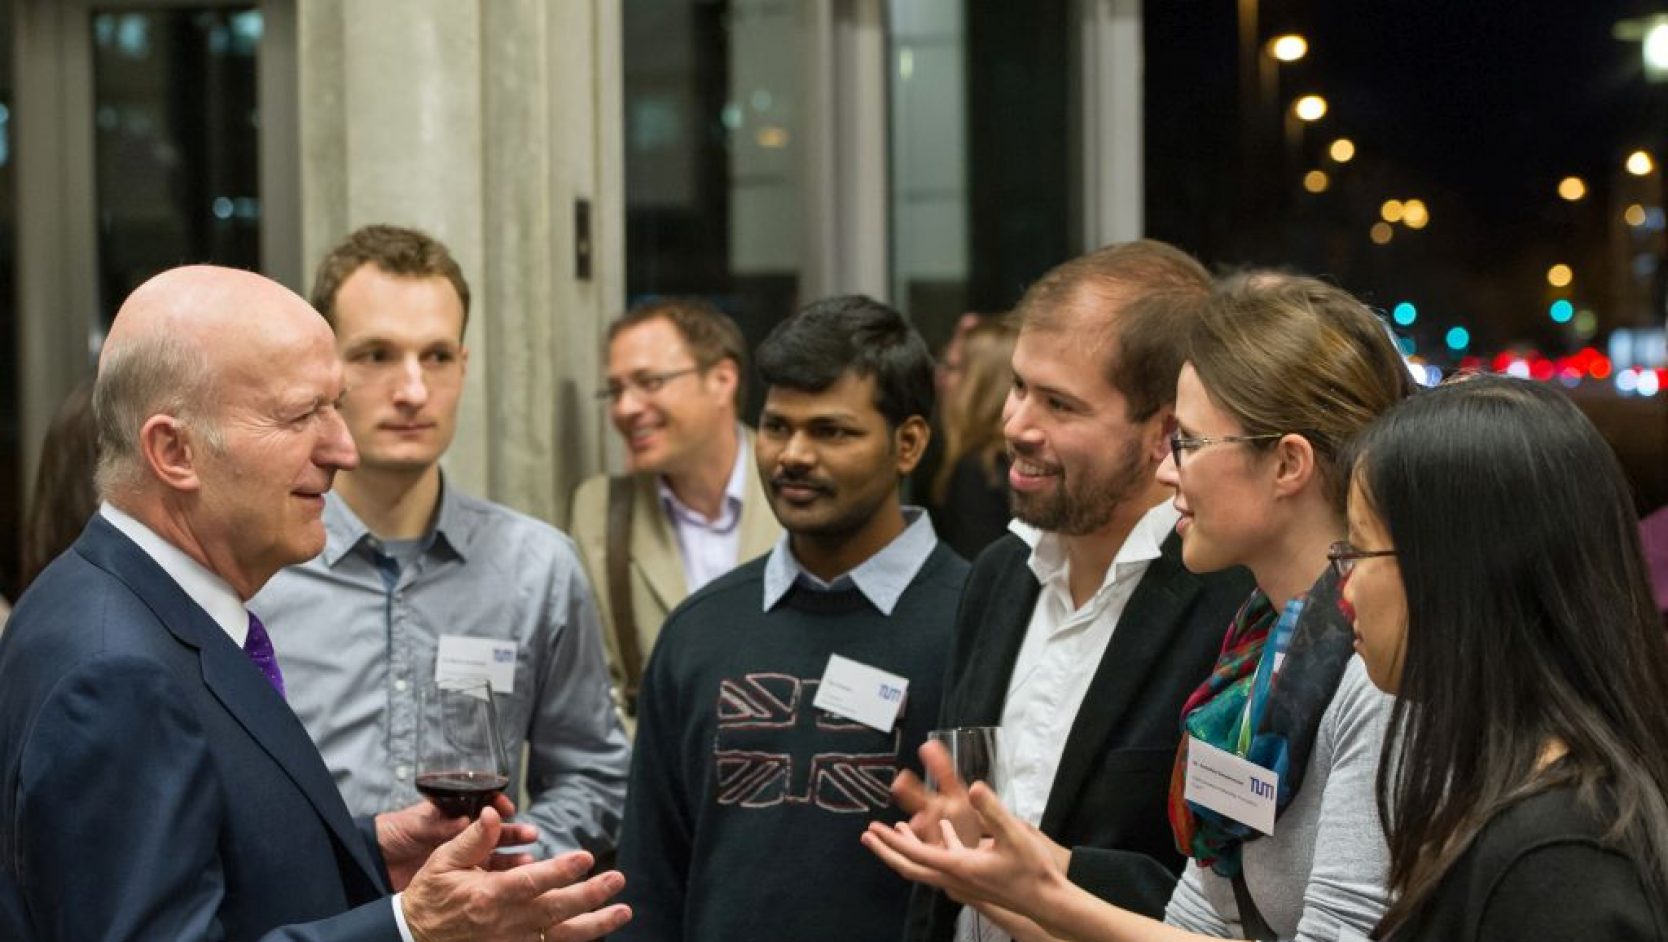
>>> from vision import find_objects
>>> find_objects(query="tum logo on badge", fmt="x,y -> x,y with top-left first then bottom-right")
1249,775 -> 1274,800
877,683 -> 903,703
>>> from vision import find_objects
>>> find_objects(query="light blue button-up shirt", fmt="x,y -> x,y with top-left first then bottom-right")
250,481 -> 631,859
761,507 -> 939,615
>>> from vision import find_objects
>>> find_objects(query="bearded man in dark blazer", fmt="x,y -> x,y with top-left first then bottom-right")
887,242 -> 1254,942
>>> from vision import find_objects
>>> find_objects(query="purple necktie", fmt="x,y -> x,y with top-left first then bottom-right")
243,611 -> 286,699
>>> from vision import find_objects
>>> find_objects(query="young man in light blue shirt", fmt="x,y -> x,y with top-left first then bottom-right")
253,225 -> 629,859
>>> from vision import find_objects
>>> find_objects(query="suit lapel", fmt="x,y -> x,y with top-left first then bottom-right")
197,635 -> 387,887
1039,534 -> 1202,834
77,518 -> 387,890
958,562 -> 1040,726
630,475 -> 688,613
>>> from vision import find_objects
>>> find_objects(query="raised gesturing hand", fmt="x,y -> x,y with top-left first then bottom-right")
863,780 -> 1067,918
890,739 -> 985,846
401,806 -> 631,942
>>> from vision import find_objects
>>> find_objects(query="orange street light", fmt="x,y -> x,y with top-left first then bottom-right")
1293,95 -> 1328,122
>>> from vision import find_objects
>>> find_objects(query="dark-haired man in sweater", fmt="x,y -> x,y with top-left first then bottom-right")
614,296 -> 971,942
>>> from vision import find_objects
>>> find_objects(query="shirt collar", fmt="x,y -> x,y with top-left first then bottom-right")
99,502 -> 250,646
321,473 -> 466,567
1010,499 -> 1180,596
762,506 -> 938,615
656,424 -> 749,533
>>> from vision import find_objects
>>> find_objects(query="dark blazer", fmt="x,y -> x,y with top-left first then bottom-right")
907,531 -> 1254,942
0,516 -> 399,941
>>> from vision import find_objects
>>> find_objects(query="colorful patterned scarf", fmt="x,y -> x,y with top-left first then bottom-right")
1167,567 -> 1356,876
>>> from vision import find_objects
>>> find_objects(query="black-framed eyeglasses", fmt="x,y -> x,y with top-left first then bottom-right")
1168,433 -> 1284,468
1327,540 -> 1397,579
595,367 -> 701,404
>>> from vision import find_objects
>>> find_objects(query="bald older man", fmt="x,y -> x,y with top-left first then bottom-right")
0,267 -> 630,941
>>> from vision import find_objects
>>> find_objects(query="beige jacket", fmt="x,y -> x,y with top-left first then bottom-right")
570,433 -> 780,719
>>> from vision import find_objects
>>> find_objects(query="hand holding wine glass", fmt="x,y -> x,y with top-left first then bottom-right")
417,678 -> 511,819
927,726 -> 1002,794
926,726 -> 1002,942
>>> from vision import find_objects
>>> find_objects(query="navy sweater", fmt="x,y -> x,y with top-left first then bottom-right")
615,544 -> 970,942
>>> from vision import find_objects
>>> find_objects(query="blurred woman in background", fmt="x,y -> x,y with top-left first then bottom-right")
932,317 -> 1018,560
21,379 -> 100,592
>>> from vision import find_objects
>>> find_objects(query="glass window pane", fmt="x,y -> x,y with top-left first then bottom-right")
623,0 -> 806,375
888,0 -> 1074,353
90,6 -> 261,327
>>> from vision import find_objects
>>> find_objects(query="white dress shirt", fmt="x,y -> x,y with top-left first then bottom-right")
955,500 -> 1180,942
98,502 -> 417,942
1000,500 -> 1181,826
658,424 -> 750,593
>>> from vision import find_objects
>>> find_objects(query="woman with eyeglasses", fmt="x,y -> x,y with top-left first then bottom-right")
1338,375 -> 1668,940
865,274 -> 1412,942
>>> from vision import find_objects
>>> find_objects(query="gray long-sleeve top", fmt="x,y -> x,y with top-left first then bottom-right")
251,484 -> 630,859
1164,656 -> 1392,941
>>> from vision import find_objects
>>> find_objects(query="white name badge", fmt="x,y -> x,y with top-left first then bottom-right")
1183,736 -> 1278,836
812,654 -> 908,733
434,635 -> 518,696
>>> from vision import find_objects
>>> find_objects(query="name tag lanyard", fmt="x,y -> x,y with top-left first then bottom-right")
1236,596 -> 1305,755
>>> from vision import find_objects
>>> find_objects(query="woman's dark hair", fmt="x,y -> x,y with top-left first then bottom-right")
755,295 -> 934,430
1347,375 -> 1668,932
22,379 -> 100,590
933,318 -> 1017,505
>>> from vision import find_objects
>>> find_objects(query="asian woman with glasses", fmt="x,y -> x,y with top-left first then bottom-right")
1338,375 -> 1668,941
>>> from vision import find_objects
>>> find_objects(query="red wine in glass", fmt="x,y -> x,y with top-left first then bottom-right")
415,770 -> 512,818
417,678 -> 511,819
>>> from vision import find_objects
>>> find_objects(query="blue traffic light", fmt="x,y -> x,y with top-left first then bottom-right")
1549,299 -> 1574,324
1445,326 -> 1470,351
1392,302 -> 1417,326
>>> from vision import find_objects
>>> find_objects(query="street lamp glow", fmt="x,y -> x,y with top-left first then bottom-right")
1557,176 -> 1587,201
1380,199 -> 1405,223
1370,222 -> 1394,245
1269,34 -> 1309,62
1329,138 -> 1356,163
1303,169 -> 1330,193
1547,263 -> 1574,288
1293,95 -> 1328,122
1403,199 -> 1430,229
1626,203 -> 1648,226
1647,22 -> 1668,73
1573,309 -> 1598,339
1628,150 -> 1655,176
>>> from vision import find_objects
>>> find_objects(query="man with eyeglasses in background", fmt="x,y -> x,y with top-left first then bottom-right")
571,300 -> 781,724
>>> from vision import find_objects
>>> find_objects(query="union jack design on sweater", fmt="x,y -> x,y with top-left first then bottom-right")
713,672 -> 900,812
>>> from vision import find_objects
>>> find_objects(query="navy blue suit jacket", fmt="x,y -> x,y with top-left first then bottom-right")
0,516 -> 399,940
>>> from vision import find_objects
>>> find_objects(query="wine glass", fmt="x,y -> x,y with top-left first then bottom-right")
416,678 -> 511,818
927,726 -> 1003,942
926,725 -> 1003,795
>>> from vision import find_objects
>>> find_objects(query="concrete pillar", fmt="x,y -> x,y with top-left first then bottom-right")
1080,0 -> 1144,246
296,0 -> 621,524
